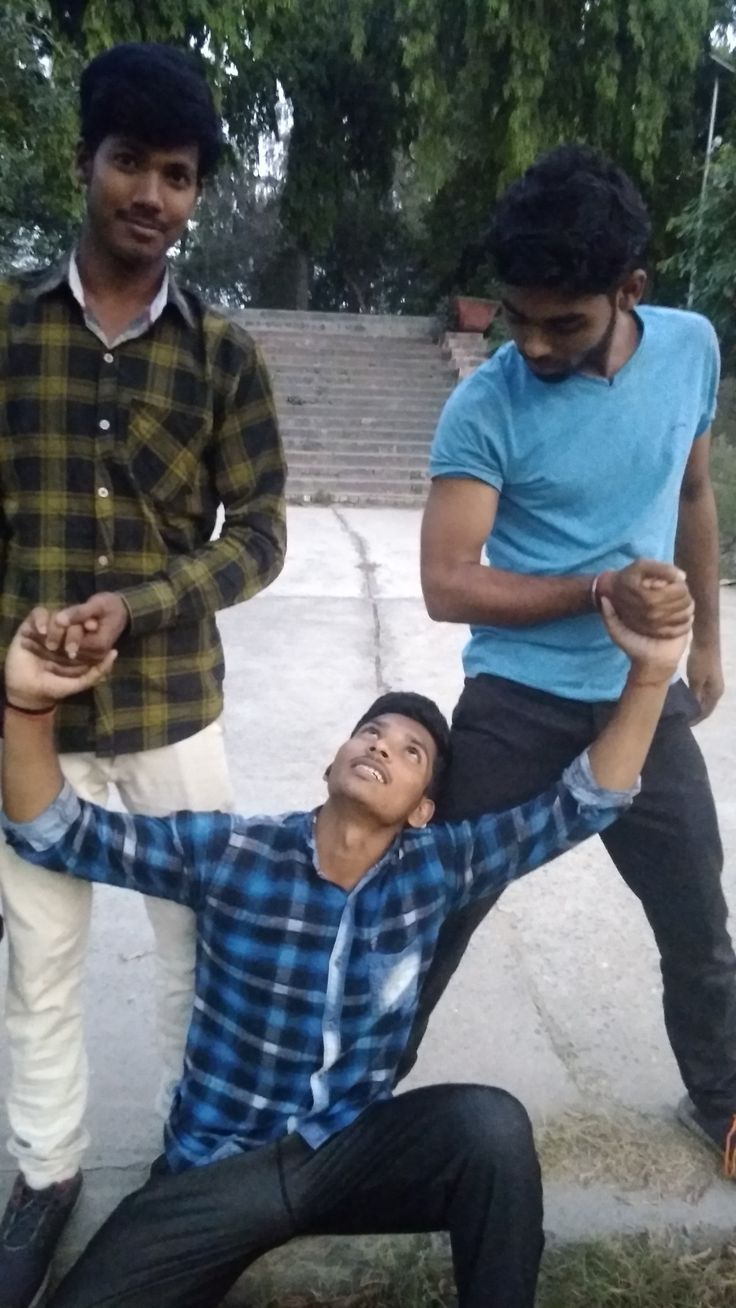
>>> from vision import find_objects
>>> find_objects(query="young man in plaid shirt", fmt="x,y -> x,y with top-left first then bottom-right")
0,43 -> 286,1305
0,579 -> 692,1308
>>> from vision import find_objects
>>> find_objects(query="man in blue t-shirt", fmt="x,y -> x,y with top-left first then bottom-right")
410,144 -> 736,1175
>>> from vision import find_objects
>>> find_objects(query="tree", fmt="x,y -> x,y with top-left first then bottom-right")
665,143 -> 736,363
0,3 -> 81,269
399,0 -> 732,296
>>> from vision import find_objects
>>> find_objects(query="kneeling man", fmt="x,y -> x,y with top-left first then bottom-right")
1,584 -> 691,1308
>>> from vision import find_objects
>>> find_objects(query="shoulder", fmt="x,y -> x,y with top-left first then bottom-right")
229,809 -> 310,849
198,302 -> 260,369
442,341 -> 519,417
639,305 -> 718,356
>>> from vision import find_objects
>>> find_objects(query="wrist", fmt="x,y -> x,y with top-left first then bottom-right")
626,663 -> 674,690
4,697 -> 57,716
591,570 -> 615,612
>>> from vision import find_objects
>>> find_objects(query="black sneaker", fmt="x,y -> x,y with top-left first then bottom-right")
0,1171 -> 82,1308
677,1095 -> 736,1178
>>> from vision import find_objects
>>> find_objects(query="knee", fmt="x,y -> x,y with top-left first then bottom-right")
445,1086 -> 537,1169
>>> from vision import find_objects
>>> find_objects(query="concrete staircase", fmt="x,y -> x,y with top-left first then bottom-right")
236,309 -> 459,506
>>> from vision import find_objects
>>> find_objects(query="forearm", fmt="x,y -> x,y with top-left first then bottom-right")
423,561 -> 595,626
2,707 -> 63,823
588,670 -> 669,792
676,488 -> 721,649
120,510 -> 286,637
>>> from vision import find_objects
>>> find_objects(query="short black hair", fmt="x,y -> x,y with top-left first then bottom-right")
352,691 -> 451,801
79,43 -> 223,180
489,144 -> 651,295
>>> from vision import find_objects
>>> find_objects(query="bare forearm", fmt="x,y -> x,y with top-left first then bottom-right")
676,489 -> 721,648
588,671 -> 669,792
423,563 -> 595,626
2,708 -> 63,823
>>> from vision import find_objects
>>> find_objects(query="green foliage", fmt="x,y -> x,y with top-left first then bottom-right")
665,142 -> 736,361
0,2 -> 81,267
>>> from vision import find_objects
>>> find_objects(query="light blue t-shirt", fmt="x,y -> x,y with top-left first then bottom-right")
429,306 -> 720,701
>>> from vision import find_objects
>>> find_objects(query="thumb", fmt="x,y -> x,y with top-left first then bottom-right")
76,649 -> 118,691
54,598 -> 106,629
600,596 -> 626,641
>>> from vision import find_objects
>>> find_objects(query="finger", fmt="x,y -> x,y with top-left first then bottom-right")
637,561 -> 686,582
83,618 -> 100,632
44,611 -> 73,653
53,598 -> 103,629
62,622 -> 86,661
42,650 -> 117,697
25,606 -> 51,637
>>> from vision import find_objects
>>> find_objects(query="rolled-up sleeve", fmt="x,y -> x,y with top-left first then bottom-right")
439,749 -> 638,908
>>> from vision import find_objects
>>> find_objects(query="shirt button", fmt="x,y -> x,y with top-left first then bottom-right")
103,352 -> 114,364
97,487 -> 109,499
98,418 -> 111,431
98,554 -> 109,567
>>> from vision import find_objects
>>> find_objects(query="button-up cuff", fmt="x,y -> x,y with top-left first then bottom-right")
562,749 -> 640,811
1,781 -> 81,851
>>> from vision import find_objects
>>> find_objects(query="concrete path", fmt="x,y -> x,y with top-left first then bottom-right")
1,505 -> 735,1294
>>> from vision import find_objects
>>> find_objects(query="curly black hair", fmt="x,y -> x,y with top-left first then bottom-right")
489,144 -> 651,294
79,43 -> 223,180
352,691 -> 451,801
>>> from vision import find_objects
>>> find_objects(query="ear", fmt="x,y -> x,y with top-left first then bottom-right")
618,268 -> 647,311
75,140 -> 93,188
323,763 -> 332,783
406,795 -> 435,830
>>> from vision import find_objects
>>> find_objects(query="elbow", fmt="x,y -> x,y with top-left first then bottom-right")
422,575 -> 456,623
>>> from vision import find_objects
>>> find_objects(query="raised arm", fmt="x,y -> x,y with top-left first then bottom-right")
421,476 -> 693,635
1,617 -> 231,905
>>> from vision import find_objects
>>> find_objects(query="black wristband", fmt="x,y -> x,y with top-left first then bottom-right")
4,700 -> 57,717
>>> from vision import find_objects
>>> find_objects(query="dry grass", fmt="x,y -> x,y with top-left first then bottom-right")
538,1107 -> 716,1200
238,1236 -> 736,1308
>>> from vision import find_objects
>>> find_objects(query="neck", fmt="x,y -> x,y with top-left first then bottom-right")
582,308 -> 640,381
77,225 -> 166,305
314,798 -> 401,891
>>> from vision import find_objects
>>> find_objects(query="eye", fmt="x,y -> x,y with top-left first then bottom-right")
407,745 -> 422,762
115,151 -> 138,171
362,724 -> 379,737
167,168 -> 193,189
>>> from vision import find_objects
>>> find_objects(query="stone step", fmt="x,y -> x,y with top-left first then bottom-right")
267,361 -> 455,381
284,438 -> 432,455
236,309 -> 437,338
286,449 -> 429,469
253,334 -> 443,358
271,377 -> 452,398
287,475 -> 428,503
278,413 -> 440,432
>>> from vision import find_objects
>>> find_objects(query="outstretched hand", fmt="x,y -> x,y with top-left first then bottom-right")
4,615 -> 118,712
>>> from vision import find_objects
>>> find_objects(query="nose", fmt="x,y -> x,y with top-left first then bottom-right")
132,171 -> 164,212
368,739 -> 390,760
519,329 -> 549,360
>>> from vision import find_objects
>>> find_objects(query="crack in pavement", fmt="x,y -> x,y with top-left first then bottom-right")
332,507 -> 388,695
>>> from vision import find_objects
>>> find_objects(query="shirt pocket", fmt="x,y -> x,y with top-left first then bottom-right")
368,942 -> 422,1015
124,403 -> 210,512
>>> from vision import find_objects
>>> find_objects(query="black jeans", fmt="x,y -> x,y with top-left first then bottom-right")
399,675 -> 736,1119
49,1085 -> 543,1308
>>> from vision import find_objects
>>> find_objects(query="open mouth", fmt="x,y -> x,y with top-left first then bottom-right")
352,759 -> 388,784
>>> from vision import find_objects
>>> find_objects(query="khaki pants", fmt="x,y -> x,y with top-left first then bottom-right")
0,719 -> 234,1188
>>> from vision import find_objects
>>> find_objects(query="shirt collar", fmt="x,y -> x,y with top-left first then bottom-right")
27,251 -> 195,331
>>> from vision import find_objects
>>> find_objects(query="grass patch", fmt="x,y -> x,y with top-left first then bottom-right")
236,1236 -> 736,1307
538,1108 -> 715,1200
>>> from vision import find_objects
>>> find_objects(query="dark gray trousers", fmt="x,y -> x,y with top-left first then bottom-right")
49,1085 -> 543,1308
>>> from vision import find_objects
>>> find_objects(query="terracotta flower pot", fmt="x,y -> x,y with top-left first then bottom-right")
452,295 -> 499,334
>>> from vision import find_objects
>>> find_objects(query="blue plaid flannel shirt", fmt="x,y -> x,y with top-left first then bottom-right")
2,750 -> 636,1172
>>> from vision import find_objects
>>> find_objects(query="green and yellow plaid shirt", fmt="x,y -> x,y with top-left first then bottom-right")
0,256 -> 286,755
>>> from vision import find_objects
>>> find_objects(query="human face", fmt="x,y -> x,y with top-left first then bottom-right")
77,135 -> 200,269
327,714 -> 437,829
501,285 -> 622,381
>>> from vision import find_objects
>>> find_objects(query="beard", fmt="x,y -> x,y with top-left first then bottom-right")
525,303 -> 619,384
